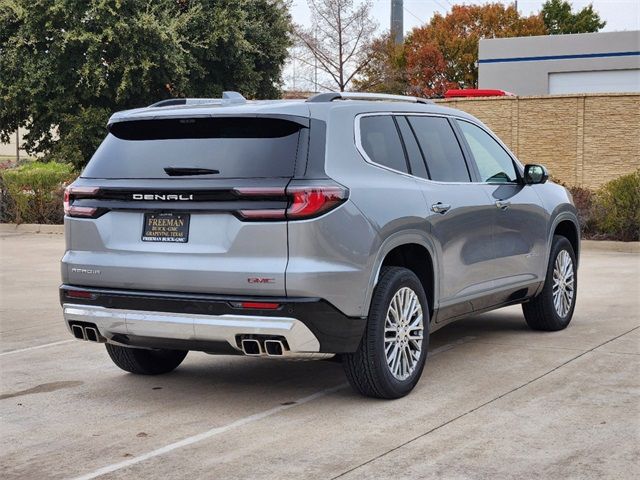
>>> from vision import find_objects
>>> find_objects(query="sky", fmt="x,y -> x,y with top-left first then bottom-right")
290,0 -> 640,35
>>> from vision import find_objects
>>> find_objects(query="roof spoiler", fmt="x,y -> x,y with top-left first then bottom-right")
148,91 -> 247,108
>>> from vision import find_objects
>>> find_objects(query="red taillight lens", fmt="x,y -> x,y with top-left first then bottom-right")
286,185 -> 348,219
230,301 -> 281,310
64,186 -> 100,217
235,183 -> 348,221
66,289 -> 95,299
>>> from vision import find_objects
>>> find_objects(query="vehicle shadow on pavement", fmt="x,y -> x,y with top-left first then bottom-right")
85,309 -> 534,404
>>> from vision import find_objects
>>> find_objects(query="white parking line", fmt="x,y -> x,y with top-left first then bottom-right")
0,339 -> 74,357
70,383 -> 349,480
71,335 -> 477,480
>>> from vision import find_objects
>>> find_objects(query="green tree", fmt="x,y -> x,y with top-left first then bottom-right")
0,0 -> 292,169
406,3 -> 547,93
541,0 -> 606,34
352,33 -> 407,94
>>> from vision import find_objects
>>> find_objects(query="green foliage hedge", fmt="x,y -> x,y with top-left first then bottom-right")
592,170 -> 640,241
0,162 -> 76,224
566,170 -> 640,242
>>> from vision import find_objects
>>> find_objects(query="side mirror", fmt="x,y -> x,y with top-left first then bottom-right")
523,164 -> 548,185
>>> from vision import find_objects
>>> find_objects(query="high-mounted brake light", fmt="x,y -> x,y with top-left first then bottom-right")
236,184 -> 348,221
64,186 -> 100,217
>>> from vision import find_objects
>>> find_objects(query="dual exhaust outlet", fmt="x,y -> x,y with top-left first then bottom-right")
70,322 -> 104,343
240,337 -> 287,357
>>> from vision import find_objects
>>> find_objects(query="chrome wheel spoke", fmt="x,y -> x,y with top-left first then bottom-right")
384,287 -> 424,381
551,249 -> 575,318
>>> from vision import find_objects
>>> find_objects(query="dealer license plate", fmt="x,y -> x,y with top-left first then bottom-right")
142,212 -> 190,243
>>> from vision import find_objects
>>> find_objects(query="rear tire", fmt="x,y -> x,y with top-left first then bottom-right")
523,235 -> 577,331
105,344 -> 188,375
343,267 -> 429,399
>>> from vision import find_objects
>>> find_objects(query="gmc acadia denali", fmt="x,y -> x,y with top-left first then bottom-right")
60,92 -> 579,398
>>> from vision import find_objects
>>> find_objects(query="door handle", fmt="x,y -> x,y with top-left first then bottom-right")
495,200 -> 511,210
431,202 -> 451,214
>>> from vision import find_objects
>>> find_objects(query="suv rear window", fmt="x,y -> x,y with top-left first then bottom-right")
82,117 -> 304,179
407,116 -> 471,182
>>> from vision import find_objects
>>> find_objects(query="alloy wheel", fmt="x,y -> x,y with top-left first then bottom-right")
384,287 -> 424,380
552,249 -> 575,318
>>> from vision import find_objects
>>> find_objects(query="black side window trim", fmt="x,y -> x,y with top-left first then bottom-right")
448,117 -> 481,183
402,116 -> 432,180
392,116 -> 414,175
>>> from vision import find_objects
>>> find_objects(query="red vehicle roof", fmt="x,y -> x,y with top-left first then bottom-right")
444,89 -> 515,98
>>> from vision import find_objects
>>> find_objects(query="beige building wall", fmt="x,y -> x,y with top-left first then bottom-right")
438,93 -> 640,189
0,128 -> 29,160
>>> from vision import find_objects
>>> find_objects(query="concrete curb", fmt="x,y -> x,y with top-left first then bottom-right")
582,240 -> 640,254
0,223 -> 64,234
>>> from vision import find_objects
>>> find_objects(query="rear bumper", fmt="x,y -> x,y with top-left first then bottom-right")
59,285 -> 366,354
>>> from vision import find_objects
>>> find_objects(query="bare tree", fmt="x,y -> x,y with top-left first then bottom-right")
294,0 -> 377,92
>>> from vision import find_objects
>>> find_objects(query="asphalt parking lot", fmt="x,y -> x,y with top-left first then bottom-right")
1,231 -> 638,480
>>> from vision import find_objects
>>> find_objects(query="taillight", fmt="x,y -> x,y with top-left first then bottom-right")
235,183 -> 348,221
286,185 -> 347,219
64,186 -> 100,218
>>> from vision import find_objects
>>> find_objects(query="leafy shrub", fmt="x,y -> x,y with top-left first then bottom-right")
592,170 -> 640,241
0,161 -> 76,224
565,184 -> 596,237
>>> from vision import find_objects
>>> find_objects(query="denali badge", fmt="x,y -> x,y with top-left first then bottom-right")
133,194 -> 194,201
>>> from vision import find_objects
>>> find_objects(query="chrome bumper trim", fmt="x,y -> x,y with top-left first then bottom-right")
62,303 -> 321,354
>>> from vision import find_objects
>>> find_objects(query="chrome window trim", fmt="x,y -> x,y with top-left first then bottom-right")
355,111 -> 472,184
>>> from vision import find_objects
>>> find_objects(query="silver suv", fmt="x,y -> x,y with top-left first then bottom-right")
60,92 -> 579,398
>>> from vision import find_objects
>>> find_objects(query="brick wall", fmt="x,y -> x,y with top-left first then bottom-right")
438,93 -> 640,189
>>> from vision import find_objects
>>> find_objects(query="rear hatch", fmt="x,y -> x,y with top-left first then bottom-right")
62,114 -> 308,296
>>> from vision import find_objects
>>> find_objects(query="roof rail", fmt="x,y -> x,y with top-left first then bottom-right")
307,91 -> 432,104
148,91 -> 246,108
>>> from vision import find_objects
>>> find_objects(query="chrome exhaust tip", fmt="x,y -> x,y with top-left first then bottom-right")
264,339 -> 285,356
241,338 -> 262,356
71,324 -> 86,340
84,326 -> 99,342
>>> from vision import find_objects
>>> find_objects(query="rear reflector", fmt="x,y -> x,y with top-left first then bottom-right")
66,290 -> 95,299
231,302 -> 281,310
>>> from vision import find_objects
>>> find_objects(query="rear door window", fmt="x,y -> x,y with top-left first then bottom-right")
82,117 -> 304,179
359,115 -> 409,174
407,116 -> 471,182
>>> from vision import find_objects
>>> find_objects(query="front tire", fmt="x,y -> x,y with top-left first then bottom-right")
343,267 -> 429,399
523,235 -> 577,331
105,344 -> 188,375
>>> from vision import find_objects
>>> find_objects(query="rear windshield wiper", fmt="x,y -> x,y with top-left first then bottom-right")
163,167 -> 220,176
